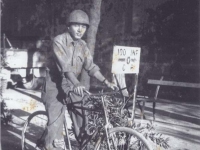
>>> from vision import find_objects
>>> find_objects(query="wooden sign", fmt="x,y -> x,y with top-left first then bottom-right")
111,46 -> 141,74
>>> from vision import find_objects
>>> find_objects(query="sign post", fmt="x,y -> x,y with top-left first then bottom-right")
111,46 -> 141,121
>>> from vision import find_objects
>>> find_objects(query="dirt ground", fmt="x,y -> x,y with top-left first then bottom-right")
1,88 -> 200,150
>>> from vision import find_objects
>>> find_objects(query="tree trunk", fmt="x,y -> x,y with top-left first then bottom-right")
80,0 -> 102,90
124,0 -> 133,35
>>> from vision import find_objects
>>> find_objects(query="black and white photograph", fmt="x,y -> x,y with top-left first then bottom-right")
0,0 -> 200,150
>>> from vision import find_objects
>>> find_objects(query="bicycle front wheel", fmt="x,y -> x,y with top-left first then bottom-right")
21,111 -> 48,150
95,127 -> 153,150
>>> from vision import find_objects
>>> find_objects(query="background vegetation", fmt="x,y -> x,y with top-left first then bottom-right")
1,0 -> 199,102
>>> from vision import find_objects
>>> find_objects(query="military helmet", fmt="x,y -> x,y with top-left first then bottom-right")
68,10 -> 90,26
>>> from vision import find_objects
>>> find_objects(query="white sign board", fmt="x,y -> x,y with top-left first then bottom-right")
111,46 -> 141,74
5,49 -> 28,68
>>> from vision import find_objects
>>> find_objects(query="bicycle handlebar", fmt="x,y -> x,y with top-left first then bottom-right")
68,89 -> 120,97
84,89 -> 120,96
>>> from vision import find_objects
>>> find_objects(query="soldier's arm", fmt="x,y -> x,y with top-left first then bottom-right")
83,46 -> 118,90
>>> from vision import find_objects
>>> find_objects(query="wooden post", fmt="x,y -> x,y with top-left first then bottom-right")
131,73 -> 138,121
153,76 -> 164,120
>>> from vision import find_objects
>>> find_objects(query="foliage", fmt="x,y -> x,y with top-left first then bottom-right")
2,0 -> 199,98
0,53 -> 8,67
85,92 -> 170,149
0,0 -> 3,16
137,0 -> 199,99
2,0 -> 93,37
0,69 -> 13,135
2,0 -> 199,63
0,51 -> 12,126
1,100 -> 13,125
133,121 -> 170,149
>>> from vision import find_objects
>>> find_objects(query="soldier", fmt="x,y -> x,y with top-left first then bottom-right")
42,10 -> 117,150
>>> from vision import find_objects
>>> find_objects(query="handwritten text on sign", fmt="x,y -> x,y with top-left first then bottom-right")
111,46 -> 141,74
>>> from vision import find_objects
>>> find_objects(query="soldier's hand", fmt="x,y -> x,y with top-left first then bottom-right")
73,84 -> 85,97
104,80 -> 119,91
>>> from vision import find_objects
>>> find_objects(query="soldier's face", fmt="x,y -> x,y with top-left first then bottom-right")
68,23 -> 87,40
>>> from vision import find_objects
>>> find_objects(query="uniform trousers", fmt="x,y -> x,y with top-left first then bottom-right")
42,74 -> 89,150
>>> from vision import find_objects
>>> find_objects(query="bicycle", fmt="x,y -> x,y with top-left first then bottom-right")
21,90 -> 153,150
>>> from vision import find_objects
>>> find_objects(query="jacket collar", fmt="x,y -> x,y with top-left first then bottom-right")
66,32 -> 73,45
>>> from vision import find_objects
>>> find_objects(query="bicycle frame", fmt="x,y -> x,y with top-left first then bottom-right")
101,95 -> 117,150
21,90 -> 152,150
65,90 -> 121,150
63,114 -> 72,150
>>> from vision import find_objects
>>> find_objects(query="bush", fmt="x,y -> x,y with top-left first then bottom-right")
1,100 -> 12,125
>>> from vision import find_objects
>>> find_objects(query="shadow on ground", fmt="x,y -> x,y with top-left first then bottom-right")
1,109 -> 31,150
1,123 -> 23,150
144,104 -> 200,125
159,127 -> 200,145
13,88 -> 42,103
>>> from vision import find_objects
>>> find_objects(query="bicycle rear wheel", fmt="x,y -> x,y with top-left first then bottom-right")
94,127 -> 153,150
21,111 -> 48,150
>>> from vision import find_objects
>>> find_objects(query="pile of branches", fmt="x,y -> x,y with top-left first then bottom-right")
133,122 -> 170,149
84,93 -> 129,129
84,93 -> 170,149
